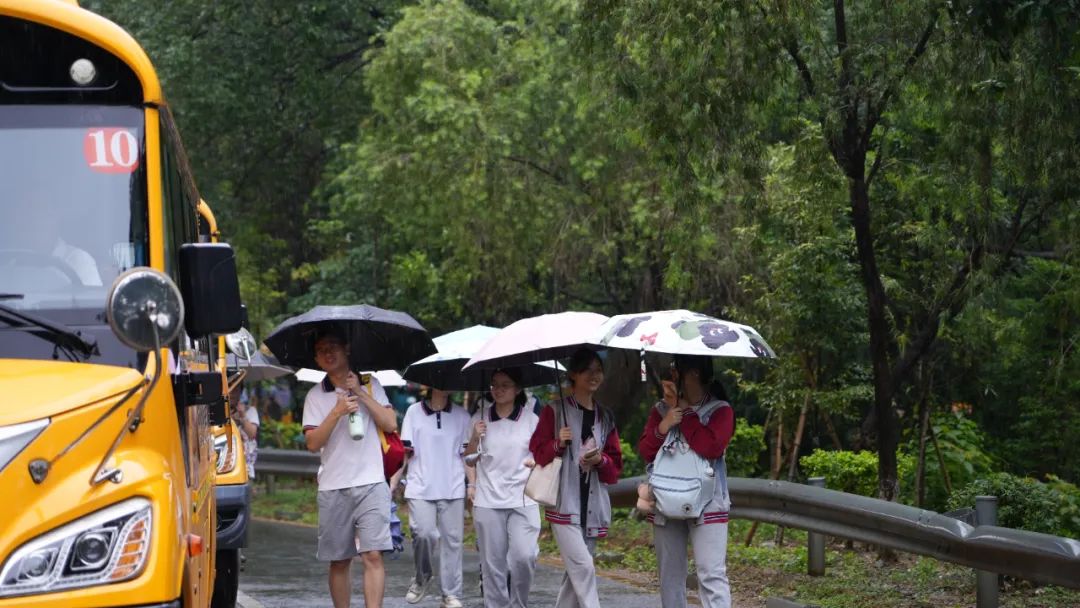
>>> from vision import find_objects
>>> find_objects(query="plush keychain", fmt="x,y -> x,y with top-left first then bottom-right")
636,481 -> 656,513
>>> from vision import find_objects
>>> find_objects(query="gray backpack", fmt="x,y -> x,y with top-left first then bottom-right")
648,401 -> 729,520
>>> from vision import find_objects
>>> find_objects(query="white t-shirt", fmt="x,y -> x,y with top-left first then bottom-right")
401,401 -> 471,501
470,403 -> 539,509
302,375 -> 392,491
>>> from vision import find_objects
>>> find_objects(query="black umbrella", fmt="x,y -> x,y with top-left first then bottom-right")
264,305 -> 436,371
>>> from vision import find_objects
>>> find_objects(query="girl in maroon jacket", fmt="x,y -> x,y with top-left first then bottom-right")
530,349 -> 623,608
638,355 -> 734,608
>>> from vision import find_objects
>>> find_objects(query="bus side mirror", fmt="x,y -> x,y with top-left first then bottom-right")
178,243 -> 243,338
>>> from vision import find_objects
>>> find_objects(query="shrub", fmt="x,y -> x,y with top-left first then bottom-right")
727,422 -> 767,478
620,439 -> 645,477
902,411 -> 997,511
800,449 -> 916,498
260,419 -> 305,449
947,472 -> 1080,539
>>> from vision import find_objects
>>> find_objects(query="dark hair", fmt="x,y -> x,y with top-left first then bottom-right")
486,367 -> 527,407
673,355 -> 729,402
567,348 -> 602,376
492,367 -> 523,387
313,325 -> 346,346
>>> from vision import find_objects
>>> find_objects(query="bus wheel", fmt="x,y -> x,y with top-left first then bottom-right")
211,549 -> 240,608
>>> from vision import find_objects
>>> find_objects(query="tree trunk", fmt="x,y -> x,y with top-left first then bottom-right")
929,418 -> 953,494
787,392 -> 812,481
916,395 -> 930,508
849,176 -> 899,503
821,408 -> 844,450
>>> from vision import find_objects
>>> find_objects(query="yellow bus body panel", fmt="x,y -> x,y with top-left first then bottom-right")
0,359 -> 198,607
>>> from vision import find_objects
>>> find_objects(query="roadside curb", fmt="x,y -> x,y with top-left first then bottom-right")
237,590 -> 265,608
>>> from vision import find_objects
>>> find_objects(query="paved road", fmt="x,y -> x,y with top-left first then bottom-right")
239,518 -> 661,608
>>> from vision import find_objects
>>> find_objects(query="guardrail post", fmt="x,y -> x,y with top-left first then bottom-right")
807,477 -> 826,576
975,496 -> 999,608
266,473 -> 276,496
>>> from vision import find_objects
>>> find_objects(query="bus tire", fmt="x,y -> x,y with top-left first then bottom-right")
211,548 -> 240,608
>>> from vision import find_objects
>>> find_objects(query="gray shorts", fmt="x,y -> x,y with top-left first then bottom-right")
316,482 -> 393,561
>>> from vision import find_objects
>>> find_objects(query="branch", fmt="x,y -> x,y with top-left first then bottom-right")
866,122 -> 890,188
784,37 -> 816,98
503,155 -> 564,183
558,286 -> 617,309
890,244 -> 983,387
323,41 -> 377,71
988,248 -> 1067,260
863,5 -> 941,148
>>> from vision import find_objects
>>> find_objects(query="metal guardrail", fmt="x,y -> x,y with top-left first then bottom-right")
257,447 -> 320,477
256,449 -> 1080,591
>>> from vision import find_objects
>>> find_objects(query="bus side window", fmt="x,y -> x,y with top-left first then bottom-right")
160,111 -> 201,488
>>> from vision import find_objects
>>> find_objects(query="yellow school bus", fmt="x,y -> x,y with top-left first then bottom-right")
0,1 -> 243,606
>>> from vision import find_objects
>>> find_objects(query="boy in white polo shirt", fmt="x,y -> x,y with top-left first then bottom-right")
302,329 -> 399,608
399,388 -> 471,608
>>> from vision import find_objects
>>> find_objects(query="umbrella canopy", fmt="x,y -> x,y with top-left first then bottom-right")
295,368 -> 407,387
264,304 -> 436,371
462,312 -> 609,370
404,325 -> 564,390
594,309 -> 776,358
225,351 -> 294,382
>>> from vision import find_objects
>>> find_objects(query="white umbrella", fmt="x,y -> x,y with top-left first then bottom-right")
404,325 -> 564,390
462,312 -> 609,370
295,368 -> 407,387
594,310 -> 776,359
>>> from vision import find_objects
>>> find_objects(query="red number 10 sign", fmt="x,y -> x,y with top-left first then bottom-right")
84,128 -> 140,174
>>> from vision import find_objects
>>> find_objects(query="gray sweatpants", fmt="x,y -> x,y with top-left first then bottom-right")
551,523 -> 600,608
473,505 -> 541,608
408,498 -> 465,598
653,520 -> 730,608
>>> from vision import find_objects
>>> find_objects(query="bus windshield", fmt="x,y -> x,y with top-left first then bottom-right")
0,105 -> 148,311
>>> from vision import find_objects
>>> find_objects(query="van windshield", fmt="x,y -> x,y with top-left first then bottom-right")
0,105 -> 148,311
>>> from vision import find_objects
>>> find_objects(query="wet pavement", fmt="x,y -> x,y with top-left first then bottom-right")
239,518 -> 661,607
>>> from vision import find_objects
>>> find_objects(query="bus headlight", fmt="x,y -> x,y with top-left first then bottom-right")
0,498 -> 151,598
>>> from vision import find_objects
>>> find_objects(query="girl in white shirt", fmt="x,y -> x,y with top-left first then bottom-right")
464,368 -> 540,608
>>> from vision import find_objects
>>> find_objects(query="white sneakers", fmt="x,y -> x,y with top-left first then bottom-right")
405,578 -> 431,604
406,579 -> 461,607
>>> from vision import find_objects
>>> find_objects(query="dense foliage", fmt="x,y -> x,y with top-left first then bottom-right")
93,0 -> 1078,499
947,472 -> 1080,539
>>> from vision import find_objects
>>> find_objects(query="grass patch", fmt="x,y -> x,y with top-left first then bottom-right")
252,480 -> 1080,607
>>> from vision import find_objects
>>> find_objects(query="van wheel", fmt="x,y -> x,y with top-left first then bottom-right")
211,549 -> 240,608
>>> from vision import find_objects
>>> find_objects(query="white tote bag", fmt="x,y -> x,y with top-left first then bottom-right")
525,455 -> 562,507
525,404 -> 564,507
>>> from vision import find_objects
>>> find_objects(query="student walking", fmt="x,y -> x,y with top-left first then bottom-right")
637,355 -> 735,608
529,349 -> 623,608
301,329 -> 399,608
400,388 -> 472,608
464,368 -> 541,608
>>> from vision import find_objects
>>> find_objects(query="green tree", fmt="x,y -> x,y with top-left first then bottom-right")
581,0 -> 1079,501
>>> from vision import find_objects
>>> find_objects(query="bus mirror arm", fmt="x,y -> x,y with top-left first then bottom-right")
90,329 -> 165,486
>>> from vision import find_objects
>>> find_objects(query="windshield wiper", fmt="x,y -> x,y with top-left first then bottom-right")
0,301 -> 99,359
0,293 -> 24,300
